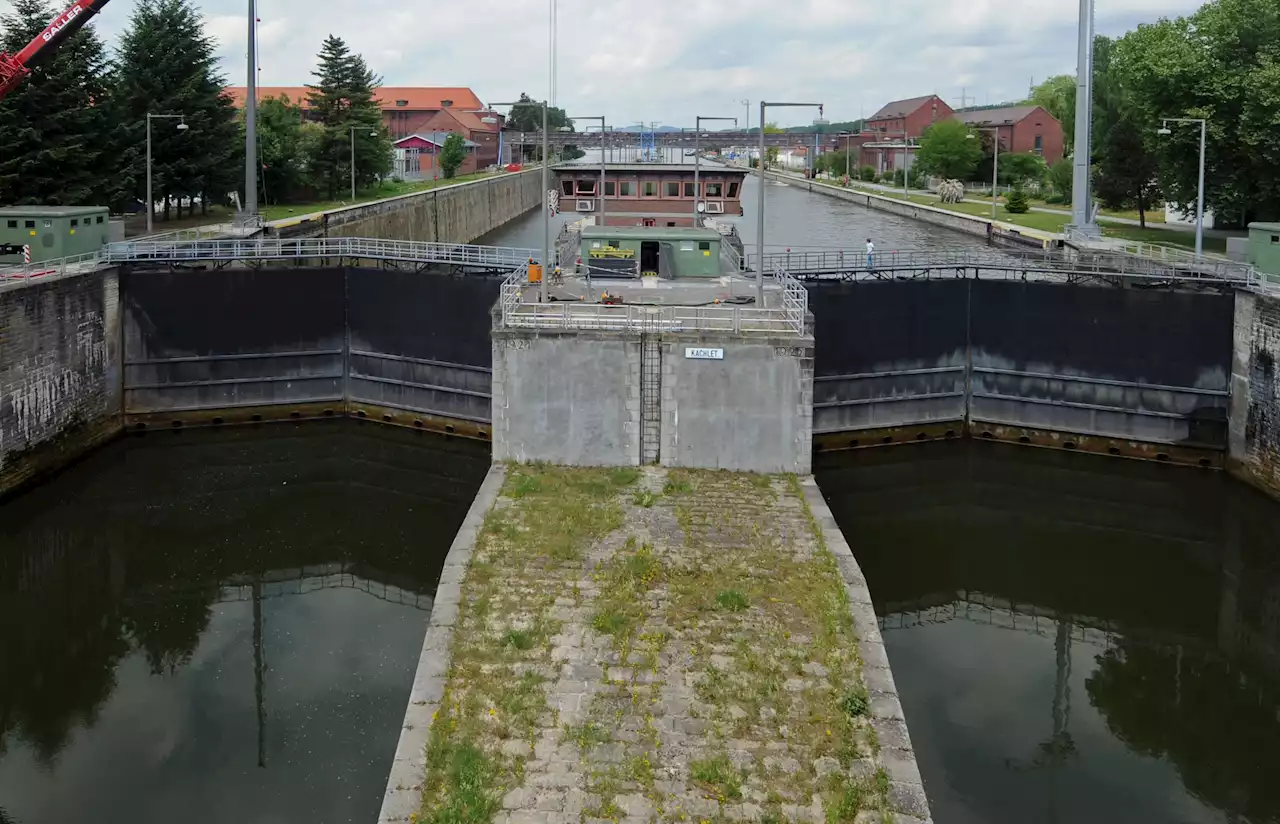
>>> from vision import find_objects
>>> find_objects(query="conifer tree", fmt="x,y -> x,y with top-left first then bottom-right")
0,0 -> 112,206
306,35 -> 391,199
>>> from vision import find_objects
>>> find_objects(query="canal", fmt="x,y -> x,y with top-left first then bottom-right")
816,441 -> 1280,824
0,421 -> 489,824
479,161 -> 997,254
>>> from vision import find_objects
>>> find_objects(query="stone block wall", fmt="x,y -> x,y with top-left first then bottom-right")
1230,291 -> 1280,496
0,272 -> 122,497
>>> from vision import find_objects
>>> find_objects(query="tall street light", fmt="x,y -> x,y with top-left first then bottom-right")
1157,117 -> 1208,258
244,0 -> 258,220
967,128 -> 1001,221
741,99 -> 750,135
757,101 -> 823,306
350,125 -> 378,201
494,99 -> 551,303
571,115 -> 608,227
694,115 -> 737,223
146,113 -> 189,235
1067,0 -> 1099,238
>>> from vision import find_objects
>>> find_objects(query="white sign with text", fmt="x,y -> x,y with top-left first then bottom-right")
684,347 -> 725,360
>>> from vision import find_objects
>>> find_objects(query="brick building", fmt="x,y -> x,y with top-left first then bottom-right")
952,105 -> 1065,165
858,94 -> 954,172
393,132 -> 480,178
223,86 -> 506,168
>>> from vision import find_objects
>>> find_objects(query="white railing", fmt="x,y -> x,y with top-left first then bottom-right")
775,265 -> 808,335
0,251 -> 105,291
499,263 -> 529,322
105,236 -> 541,269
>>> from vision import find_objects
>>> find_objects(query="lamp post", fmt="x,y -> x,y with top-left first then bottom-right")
146,113 -> 189,235
571,116 -> 608,227
967,128 -> 1001,220
1157,117 -> 1208,258
757,101 -> 823,305
244,0 -> 258,220
494,99 -> 551,302
350,125 -> 378,201
741,99 -> 751,135
694,115 -> 737,223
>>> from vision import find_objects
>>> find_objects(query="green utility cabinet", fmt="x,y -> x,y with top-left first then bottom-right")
0,206 -> 111,264
1248,223 -> 1280,281
580,226 -> 723,278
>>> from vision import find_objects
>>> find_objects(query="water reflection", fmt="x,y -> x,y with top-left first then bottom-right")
816,441 -> 1280,824
0,421 -> 489,824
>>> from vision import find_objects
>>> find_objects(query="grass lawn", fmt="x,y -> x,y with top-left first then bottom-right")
260,172 -> 496,222
1102,225 -> 1228,254
964,193 -> 1166,224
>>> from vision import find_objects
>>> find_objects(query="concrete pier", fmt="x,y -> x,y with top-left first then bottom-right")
382,463 -> 931,824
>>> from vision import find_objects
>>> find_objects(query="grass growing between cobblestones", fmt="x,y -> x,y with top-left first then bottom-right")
419,464 -> 639,824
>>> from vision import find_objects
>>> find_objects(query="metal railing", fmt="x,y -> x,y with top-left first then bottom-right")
105,236 -> 541,269
498,266 -> 808,337
0,250 -> 105,291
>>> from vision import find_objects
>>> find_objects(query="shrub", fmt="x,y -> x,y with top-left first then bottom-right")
859,166 -> 877,182
1005,186 -> 1031,214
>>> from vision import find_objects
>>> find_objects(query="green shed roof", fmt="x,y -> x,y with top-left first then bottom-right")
582,226 -> 721,241
0,205 -> 108,217
1248,222 -> 1280,232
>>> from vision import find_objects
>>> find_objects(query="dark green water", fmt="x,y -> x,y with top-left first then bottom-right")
0,421 -> 489,824
816,441 -> 1280,824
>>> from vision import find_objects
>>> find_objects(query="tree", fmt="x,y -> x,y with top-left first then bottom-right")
112,0 -> 242,219
1030,75 -> 1076,152
1094,116 -> 1162,226
1004,186 -> 1030,214
1111,0 -> 1280,223
503,93 -> 574,161
252,95 -> 309,203
763,122 -> 783,167
999,152 -> 1048,186
915,119 -> 982,181
306,35 -> 392,199
0,0 -> 112,207
1048,158 -> 1073,204
438,133 -> 467,179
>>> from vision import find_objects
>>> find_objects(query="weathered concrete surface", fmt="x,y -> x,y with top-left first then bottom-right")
377,462 -> 507,824
0,272 -> 121,497
409,464 -> 932,823
1229,290 -> 1280,497
660,333 -> 815,473
491,329 -> 642,466
319,170 -> 543,243
765,170 -> 1053,249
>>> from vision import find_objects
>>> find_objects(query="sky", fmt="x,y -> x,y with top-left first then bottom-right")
1,0 -> 1206,127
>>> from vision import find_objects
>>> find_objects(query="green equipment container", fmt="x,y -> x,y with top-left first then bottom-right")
0,206 -> 111,264
1248,222 -> 1280,281
580,226 -> 724,279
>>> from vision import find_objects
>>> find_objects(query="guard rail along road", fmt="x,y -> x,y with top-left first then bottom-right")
498,263 -> 809,337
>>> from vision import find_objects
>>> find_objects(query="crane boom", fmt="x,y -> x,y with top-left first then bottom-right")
0,0 -> 113,101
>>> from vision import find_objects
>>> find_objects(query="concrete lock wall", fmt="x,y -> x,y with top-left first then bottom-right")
660,335 -> 814,474
0,272 -> 122,497
491,329 -> 642,467
811,280 -> 1235,461
323,170 -> 543,243
1230,291 -> 1280,496
121,267 -> 499,437
491,328 -> 815,473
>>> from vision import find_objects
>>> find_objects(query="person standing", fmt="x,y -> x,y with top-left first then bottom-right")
865,238 -> 875,270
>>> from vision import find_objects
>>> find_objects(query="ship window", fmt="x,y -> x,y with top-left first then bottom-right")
683,182 -> 695,197
667,222 -> 676,227
604,181 -> 616,196
576,179 -> 597,195
1034,135 -> 1043,154
698,242 -> 711,251
705,182 -> 723,197
727,181 -> 739,198
5,220 -> 14,228
618,181 -> 636,196
664,181 -> 680,197
97,216 -> 104,224
562,181 -> 574,196
642,181 -> 658,197
24,220 -> 34,228
71,219 -> 78,227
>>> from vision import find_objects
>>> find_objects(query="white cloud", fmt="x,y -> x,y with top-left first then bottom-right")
0,0 -> 1206,126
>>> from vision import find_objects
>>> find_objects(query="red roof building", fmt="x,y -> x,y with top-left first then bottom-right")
952,105 -> 1064,165
864,95 -> 955,139
223,86 -> 505,168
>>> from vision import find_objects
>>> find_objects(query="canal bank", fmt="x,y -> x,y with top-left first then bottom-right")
385,463 -> 930,824
0,420 -> 490,824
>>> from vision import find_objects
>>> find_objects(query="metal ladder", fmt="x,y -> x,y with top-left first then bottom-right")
640,334 -> 662,465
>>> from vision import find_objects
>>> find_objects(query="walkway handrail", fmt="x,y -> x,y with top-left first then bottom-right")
774,265 -> 808,336
103,236 -> 542,269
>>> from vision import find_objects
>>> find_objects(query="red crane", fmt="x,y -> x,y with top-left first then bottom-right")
0,0 -> 113,101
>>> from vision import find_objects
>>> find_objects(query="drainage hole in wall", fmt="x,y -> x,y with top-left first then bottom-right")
1156,453 -> 1170,462
1199,457 -> 1212,467
212,416 -> 224,425
251,414 -> 263,422
290,411 -> 301,419
881,436 -> 893,444
445,424 -> 456,434
413,419 -> 424,428
915,432 -> 927,441
323,409 -> 335,417
478,430 -> 490,440
848,439 -> 860,448
133,422 -> 147,431
945,430 -> 956,439
1064,442 -> 1077,450
171,420 -> 183,429
357,410 -> 367,419
382,414 -> 392,423
981,431 -> 994,439
1108,447 -> 1121,456
1018,436 -> 1030,444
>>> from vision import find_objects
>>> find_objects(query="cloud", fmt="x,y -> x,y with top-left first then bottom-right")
0,0 -> 1205,126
